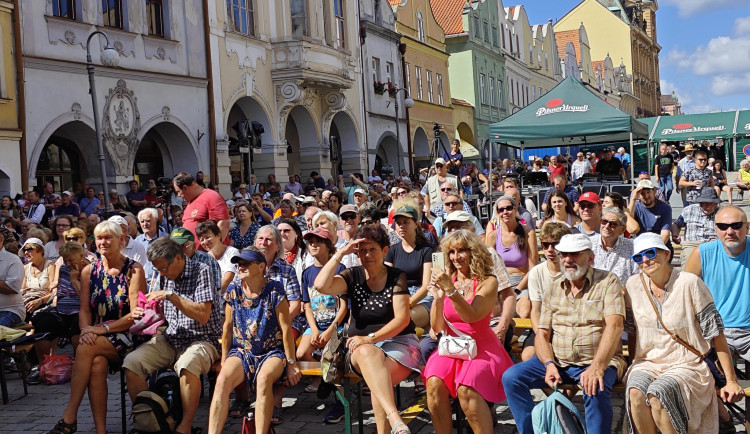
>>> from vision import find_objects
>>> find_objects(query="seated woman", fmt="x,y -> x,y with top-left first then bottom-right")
602,192 -> 639,236
425,229 -> 514,434
20,237 -> 56,366
315,225 -> 422,434
737,159 -> 750,199
47,220 -> 146,434
712,160 -> 733,204
44,215 -> 75,263
625,233 -> 743,434
385,201 -> 434,329
536,189 -> 581,229
229,202 -> 261,250
296,227 -> 348,397
207,247 -> 301,434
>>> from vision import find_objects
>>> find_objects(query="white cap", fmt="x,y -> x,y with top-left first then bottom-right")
435,157 -> 447,165
61,190 -> 72,196
633,232 -> 669,254
637,179 -> 655,189
443,210 -> 472,224
108,215 -> 128,226
22,237 -> 44,249
617,147 -> 626,153
555,234 -> 592,253
353,188 -> 366,196
225,199 -> 236,207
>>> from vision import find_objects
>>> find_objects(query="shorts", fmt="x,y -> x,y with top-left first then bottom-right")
32,311 -> 81,338
122,333 -> 219,379
347,333 -> 423,376
408,285 -> 434,312
302,322 -> 343,336
724,328 -> 750,362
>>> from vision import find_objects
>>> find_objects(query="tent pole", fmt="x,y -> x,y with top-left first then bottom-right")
629,132 -> 634,182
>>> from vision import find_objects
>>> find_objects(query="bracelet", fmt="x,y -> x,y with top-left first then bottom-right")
445,287 -> 457,297
544,360 -> 555,368
103,323 -> 110,334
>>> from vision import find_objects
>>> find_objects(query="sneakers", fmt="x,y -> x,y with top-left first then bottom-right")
3,356 -> 17,373
323,401 -> 346,424
26,366 -> 42,385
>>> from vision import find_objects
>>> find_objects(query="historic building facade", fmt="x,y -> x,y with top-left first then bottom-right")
0,0 -> 22,196
20,1 -> 210,193
211,0 -> 365,194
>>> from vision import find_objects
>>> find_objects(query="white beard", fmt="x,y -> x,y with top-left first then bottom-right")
563,263 -> 587,281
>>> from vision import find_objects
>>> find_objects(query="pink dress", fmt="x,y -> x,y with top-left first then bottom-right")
423,279 -> 513,403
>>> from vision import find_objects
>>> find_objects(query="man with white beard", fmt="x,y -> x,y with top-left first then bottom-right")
503,233 -> 626,434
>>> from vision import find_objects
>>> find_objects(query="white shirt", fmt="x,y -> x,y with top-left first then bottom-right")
0,247 -> 25,320
123,237 -> 148,267
215,246 -> 239,279
26,202 -> 46,224
571,159 -> 593,181
591,234 -> 640,286
527,261 -> 563,302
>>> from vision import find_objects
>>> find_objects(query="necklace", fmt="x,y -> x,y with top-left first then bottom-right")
454,277 -> 472,296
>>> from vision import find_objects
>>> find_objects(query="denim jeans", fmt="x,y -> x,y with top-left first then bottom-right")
658,175 -> 673,201
502,355 -> 618,434
0,311 -> 22,327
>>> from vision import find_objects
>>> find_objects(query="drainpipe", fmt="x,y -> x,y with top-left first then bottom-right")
356,0 -> 371,174
202,0 -> 218,186
12,0 -> 28,192
399,42 -> 414,175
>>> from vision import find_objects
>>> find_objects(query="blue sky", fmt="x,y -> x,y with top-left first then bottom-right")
522,0 -> 750,114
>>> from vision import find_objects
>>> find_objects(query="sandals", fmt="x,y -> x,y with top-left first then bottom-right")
413,379 -> 426,396
390,420 -> 411,434
271,406 -> 284,426
229,399 -> 250,418
48,418 -> 77,434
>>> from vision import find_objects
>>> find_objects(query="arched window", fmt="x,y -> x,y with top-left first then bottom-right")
417,11 -> 425,42
36,139 -> 81,193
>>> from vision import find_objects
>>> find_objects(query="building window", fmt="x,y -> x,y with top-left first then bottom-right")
528,44 -> 533,63
53,0 -> 76,19
483,21 -> 489,42
510,79 -> 514,105
492,26 -> 498,46
290,0 -> 307,38
531,85 -> 536,101
545,53 -> 549,70
36,140 -> 82,194
371,57 -> 380,84
497,79 -> 503,107
416,12 -> 425,42
415,66 -> 423,100
227,0 -> 255,36
479,73 -> 486,104
501,24 -> 506,49
102,0 -> 123,28
489,78 -> 494,106
436,74 -> 445,105
385,62 -> 394,84
333,0 -> 345,48
405,62 -> 411,95
146,0 -> 165,36
426,70 -> 433,103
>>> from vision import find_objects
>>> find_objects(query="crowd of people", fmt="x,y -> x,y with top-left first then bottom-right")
0,140 -> 748,434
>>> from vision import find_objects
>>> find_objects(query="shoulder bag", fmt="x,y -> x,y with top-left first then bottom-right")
437,316 -> 477,361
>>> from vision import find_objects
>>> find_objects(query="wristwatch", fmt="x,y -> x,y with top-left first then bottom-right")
368,332 -> 376,342
287,358 -> 296,366
165,288 -> 173,300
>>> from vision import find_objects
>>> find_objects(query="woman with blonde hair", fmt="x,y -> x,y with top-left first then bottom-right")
425,229 -> 514,434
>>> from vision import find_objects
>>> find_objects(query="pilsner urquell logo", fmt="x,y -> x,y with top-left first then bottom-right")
661,123 -> 725,135
535,98 -> 589,116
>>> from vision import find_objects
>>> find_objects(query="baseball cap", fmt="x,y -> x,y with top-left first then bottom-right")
435,157 -> 447,165
302,196 -> 316,205
238,183 -> 247,189
61,190 -> 72,196
339,204 -> 358,216
353,188 -> 366,196
443,210 -> 472,224
637,179 -> 655,189
617,147 -> 625,153
393,205 -> 418,221
578,192 -> 600,204
22,237 -> 44,249
633,232 -> 669,254
108,215 -> 128,226
169,227 -> 195,244
555,234 -> 592,253
303,227 -> 334,243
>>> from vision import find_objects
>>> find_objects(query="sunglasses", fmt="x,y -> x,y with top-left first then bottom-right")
360,219 -> 377,225
631,248 -> 658,264
435,164 -> 444,168
65,237 -> 80,241
541,241 -> 559,249
579,202 -> 597,210
440,188 -> 453,192
340,213 -> 358,221
397,191 -> 408,195
22,247 -> 35,253
716,222 -> 744,231
600,219 -> 620,228
497,205 -> 514,213
444,201 -> 461,207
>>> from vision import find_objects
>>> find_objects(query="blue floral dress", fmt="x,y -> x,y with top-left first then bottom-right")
229,222 -> 261,250
225,278 -> 287,387
89,257 -> 142,358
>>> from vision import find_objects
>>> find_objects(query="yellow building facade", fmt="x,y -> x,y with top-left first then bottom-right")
0,0 -> 23,195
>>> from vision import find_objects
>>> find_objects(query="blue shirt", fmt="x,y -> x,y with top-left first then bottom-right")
633,200 -> 672,235
699,238 -> 750,328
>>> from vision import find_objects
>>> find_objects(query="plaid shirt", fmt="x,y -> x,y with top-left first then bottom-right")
161,257 -> 222,351
591,235 -> 640,287
539,267 -> 627,378
674,204 -> 717,242
267,257 -> 301,302
151,250 -> 221,293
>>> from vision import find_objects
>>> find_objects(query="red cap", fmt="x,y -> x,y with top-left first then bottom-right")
303,227 -> 335,243
578,192 -> 601,204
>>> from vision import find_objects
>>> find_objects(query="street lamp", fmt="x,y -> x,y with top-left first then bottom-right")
393,88 -> 414,176
86,30 -> 120,211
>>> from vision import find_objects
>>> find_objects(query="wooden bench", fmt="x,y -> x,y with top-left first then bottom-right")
299,361 -> 364,434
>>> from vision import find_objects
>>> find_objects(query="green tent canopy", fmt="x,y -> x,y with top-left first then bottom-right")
645,111 -> 737,142
736,110 -> 750,138
488,76 -> 649,148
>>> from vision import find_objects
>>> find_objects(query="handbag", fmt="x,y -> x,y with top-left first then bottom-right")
320,321 -> 346,385
241,415 -> 276,434
437,316 -> 477,361
638,274 -> 726,388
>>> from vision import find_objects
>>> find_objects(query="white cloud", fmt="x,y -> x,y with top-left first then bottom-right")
691,36 -> 750,75
711,72 -> 750,96
734,16 -> 750,35
661,0 -> 750,17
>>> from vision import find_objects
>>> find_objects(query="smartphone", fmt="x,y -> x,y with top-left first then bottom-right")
432,252 -> 445,273
342,174 -> 350,178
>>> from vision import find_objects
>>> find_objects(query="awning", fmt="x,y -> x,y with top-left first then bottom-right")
645,111 -> 737,142
735,110 -> 750,138
488,76 -> 649,148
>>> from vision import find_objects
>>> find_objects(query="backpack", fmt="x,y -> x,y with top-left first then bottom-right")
531,386 -> 586,434
132,369 -> 183,433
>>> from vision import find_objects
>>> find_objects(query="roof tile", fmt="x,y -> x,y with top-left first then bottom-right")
430,0 -> 468,35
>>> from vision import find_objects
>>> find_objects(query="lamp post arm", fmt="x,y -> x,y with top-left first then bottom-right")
86,30 -> 112,211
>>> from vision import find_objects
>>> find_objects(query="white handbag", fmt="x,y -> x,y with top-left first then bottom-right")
437,316 -> 477,360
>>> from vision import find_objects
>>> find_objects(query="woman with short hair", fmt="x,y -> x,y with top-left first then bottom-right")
197,220 -> 240,292
20,237 -> 56,365
603,192 -> 639,236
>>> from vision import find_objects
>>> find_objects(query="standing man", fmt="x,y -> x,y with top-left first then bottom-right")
0,226 -> 24,326
615,147 -> 631,173
123,238 -> 222,434
173,172 -> 230,250
595,147 -> 627,181
79,187 -> 100,215
571,152 -> 593,182
266,174 -> 281,198
126,180 -> 147,214
421,158 -> 460,216
284,176 -> 303,195
443,139 -> 463,177
502,234 -> 626,434
547,155 -> 567,182
311,171 -> 326,190
654,144 -> 675,202
338,173 -> 380,205
679,150 -> 714,205
672,187 -> 720,268
676,144 -> 695,206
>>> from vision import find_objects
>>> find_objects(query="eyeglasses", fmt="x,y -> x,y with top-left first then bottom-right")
65,237 -> 80,241
497,205 -> 514,213
22,247 -> 35,253
579,202 -> 597,210
155,263 -> 172,273
601,219 -> 620,228
631,248 -> 658,264
340,213 -> 358,221
444,201 -> 461,207
558,251 -> 584,259
716,222 -> 744,231
397,191 -> 408,196
435,164 -> 444,168
541,241 -> 559,249
440,188 -> 454,192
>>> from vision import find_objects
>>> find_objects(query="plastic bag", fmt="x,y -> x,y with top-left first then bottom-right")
130,292 -> 165,336
39,354 -> 74,385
